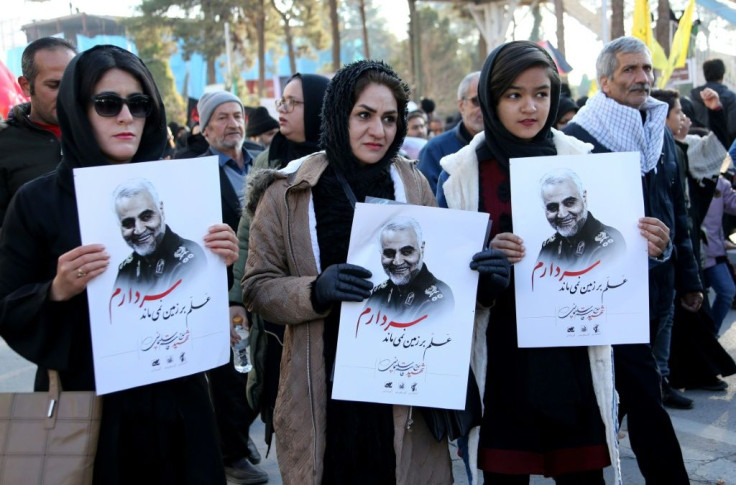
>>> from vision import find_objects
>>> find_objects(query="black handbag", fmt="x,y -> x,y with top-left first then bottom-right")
420,368 -> 482,441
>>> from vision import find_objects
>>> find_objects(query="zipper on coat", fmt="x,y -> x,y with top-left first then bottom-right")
283,182 -> 320,481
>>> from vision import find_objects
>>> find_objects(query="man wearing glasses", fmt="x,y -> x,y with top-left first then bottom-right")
419,71 -> 482,193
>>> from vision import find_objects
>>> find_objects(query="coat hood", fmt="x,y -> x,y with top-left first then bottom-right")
56,45 -> 167,180
268,73 -> 330,167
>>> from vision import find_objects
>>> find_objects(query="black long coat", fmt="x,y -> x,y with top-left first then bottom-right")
0,46 -> 225,485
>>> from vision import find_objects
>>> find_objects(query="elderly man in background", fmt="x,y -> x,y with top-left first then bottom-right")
196,90 -> 268,485
418,71 -> 482,193
564,36 -> 701,484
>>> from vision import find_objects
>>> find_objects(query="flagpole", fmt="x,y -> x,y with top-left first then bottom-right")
602,0 -> 610,43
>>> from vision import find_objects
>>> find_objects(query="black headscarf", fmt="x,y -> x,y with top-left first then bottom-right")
320,59 -> 410,184
56,45 -> 167,188
477,41 -> 561,166
315,61 -> 411,482
268,73 -> 329,167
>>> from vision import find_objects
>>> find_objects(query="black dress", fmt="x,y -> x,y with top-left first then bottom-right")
476,158 -> 610,478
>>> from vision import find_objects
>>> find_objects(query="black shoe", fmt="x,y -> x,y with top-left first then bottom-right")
662,381 -> 694,410
689,377 -> 729,391
225,458 -> 268,484
247,436 -> 262,464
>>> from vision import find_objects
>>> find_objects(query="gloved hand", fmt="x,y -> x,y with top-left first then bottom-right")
470,249 -> 510,306
312,263 -> 373,311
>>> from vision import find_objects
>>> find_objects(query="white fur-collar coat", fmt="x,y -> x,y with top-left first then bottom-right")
439,129 -> 622,485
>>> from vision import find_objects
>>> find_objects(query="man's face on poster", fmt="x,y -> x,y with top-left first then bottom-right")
115,190 -> 165,256
542,179 -> 588,238
380,228 -> 424,286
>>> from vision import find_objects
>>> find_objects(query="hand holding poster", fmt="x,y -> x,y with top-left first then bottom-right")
510,152 -> 649,348
74,157 -> 230,394
332,203 -> 489,409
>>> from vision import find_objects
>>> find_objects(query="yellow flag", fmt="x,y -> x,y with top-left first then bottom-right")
670,0 -> 695,69
588,79 -> 598,97
657,0 -> 696,88
631,0 -> 668,70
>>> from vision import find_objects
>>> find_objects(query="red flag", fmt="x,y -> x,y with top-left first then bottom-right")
0,60 -> 28,120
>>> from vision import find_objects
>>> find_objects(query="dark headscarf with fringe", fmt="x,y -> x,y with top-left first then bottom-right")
315,61 -> 411,481
319,59 -> 410,183
476,40 -> 561,166
268,73 -> 329,168
56,45 -> 166,190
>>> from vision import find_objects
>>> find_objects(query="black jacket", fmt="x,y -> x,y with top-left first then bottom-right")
0,46 -> 225,485
0,102 -> 61,226
564,122 -> 703,320
691,82 -> 736,145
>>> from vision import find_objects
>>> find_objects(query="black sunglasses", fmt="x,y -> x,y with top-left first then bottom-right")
90,93 -> 153,118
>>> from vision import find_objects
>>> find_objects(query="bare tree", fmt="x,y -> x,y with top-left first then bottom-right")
656,0 -> 671,55
554,0 -> 565,57
611,0 -> 625,39
271,0 -> 298,74
329,0 -> 340,71
358,0 -> 370,58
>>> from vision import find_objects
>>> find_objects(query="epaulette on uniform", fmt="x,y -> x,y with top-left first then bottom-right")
174,245 -> 196,264
372,280 -> 388,293
594,231 -> 614,247
425,284 -> 445,302
541,233 -> 558,247
118,253 -> 134,270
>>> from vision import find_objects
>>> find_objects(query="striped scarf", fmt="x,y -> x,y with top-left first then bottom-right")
572,92 -> 667,174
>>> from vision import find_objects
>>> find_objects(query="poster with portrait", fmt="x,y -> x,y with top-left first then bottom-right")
332,202 -> 490,409
74,156 -> 230,395
510,151 -> 649,348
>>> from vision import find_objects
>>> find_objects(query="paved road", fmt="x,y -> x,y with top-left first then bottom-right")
2,311 -> 734,484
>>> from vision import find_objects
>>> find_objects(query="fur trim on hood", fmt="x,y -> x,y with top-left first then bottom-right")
245,168 -> 281,219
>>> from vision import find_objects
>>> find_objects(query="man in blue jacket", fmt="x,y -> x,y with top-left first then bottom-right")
418,71 -> 482,193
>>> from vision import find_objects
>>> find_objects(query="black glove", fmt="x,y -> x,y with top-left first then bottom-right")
312,263 -> 373,312
470,249 -> 510,305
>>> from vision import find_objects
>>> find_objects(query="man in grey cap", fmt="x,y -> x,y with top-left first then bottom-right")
197,90 -> 268,484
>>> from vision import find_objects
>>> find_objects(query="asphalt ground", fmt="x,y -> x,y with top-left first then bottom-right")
1,306 -> 734,484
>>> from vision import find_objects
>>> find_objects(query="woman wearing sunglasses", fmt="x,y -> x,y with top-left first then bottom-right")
0,45 -> 236,484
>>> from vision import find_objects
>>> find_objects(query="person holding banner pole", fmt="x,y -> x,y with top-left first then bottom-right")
437,40 -> 620,485
0,45 -> 238,484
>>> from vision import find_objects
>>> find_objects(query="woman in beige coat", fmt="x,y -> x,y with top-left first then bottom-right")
243,60 -> 452,484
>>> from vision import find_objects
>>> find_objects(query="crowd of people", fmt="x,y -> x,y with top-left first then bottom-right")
0,32 -> 735,485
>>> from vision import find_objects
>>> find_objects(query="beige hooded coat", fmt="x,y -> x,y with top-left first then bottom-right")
243,152 -> 453,485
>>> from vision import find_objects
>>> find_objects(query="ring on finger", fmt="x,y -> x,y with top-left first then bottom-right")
76,269 -> 87,278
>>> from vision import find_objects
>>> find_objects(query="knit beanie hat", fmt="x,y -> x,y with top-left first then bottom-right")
198,91 -> 243,129
245,106 -> 278,137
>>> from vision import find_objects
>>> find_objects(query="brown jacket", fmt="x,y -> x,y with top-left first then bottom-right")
243,152 -> 452,485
